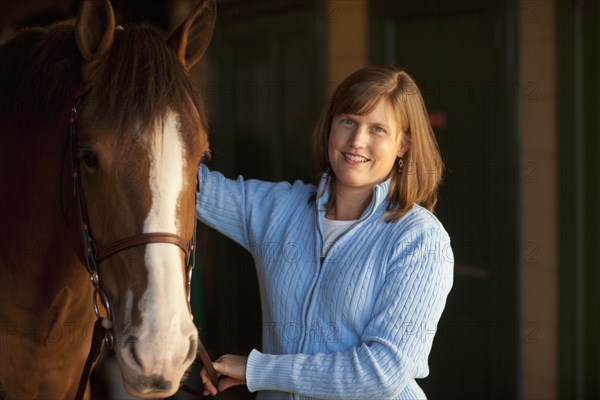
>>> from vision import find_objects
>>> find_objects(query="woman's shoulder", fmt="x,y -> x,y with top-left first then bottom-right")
388,204 -> 450,241
382,205 -> 453,269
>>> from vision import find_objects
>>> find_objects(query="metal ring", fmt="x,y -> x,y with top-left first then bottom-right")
186,266 -> 194,314
97,287 -> 113,322
90,271 -> 100,288
84,252 -> 97,275
105,330 -> 115,349
93,288 -> 102,319
187,281 -> 192,310
93,287 -> 113,322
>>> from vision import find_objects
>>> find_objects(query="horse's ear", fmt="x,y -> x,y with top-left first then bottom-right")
167,0 -> 216,70
75,0 -> 115,63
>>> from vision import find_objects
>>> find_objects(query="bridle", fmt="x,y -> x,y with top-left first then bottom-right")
67,95 -> 218,399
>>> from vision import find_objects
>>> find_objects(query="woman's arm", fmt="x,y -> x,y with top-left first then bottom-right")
196,164 -> 307,251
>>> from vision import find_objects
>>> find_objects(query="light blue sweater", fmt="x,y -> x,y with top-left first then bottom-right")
196,165 -> 454,400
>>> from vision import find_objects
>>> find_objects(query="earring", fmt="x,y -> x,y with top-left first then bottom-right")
397,157 -> 404,174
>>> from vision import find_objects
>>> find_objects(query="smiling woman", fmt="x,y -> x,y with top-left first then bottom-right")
196,65 -> 454,400
314,66 -> 444,222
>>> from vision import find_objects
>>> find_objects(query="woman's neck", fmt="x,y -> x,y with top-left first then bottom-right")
326,185 -> 373,221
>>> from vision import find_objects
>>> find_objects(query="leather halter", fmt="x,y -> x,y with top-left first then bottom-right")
96,232 -> 189,264
68,95 -> 219,399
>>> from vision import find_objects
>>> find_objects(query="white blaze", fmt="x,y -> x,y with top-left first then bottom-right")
144,112 -> 183,235
135,111 -> 194,373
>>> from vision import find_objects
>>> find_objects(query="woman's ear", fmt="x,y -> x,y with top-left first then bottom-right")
397,135 -> 410,158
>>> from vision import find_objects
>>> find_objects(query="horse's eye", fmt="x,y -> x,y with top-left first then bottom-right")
80,149 -> 99,169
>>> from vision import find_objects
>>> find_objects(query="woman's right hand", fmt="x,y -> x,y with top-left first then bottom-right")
201,354 -> 248,396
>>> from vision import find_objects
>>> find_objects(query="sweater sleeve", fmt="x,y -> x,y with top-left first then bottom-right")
245,225 -> 454,399
196,164 -> 300,252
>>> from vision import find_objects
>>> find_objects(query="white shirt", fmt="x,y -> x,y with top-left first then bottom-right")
322,217 -> 357,256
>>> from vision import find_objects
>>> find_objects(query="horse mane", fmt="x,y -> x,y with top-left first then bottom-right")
0,20 -> 81,125
0,19 -> 207,136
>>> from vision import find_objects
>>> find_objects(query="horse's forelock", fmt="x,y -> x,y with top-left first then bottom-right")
86,23 -> 207,141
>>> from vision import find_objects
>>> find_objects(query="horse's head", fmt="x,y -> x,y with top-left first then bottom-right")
71,0 -> 214,396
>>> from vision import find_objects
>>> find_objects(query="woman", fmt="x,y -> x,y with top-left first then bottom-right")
197,65 -> 453,399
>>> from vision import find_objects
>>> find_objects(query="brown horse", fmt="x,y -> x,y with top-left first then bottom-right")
0,0 -> 215,398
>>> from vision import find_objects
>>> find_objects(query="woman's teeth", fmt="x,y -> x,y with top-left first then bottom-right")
344,153 -> 369,162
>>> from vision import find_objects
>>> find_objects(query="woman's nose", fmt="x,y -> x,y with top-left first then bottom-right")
347,125 -> 368,148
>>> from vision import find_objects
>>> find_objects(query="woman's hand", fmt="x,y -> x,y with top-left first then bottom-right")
201,354 -> 248,396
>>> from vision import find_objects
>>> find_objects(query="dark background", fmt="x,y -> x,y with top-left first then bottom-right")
1,1 -> 598,399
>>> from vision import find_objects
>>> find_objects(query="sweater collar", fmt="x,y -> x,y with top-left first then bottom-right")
316,173 -> 392,220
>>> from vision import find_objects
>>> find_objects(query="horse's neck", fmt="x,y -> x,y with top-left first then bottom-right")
0,116 -> 94,328
0,282 -> 94,400
0,118 -> 95,396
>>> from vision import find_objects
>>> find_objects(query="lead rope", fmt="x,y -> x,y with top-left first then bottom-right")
75,319 -> 106,400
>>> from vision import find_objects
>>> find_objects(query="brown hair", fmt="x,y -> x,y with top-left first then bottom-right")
313,65 -> 443,221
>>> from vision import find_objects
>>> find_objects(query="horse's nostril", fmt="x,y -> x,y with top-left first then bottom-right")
183,335 -> 198,367
136,374 -> 172,392
125,336 -> 143,369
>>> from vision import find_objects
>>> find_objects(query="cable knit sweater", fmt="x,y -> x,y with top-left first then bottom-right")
196,164 -> 454,400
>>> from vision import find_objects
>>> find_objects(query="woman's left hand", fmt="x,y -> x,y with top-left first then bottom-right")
201,354 -> 248,396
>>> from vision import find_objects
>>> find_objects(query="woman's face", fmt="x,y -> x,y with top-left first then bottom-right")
328,99 -> 408,192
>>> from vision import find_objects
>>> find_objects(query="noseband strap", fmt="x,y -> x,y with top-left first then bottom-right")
95,232 -> 190,264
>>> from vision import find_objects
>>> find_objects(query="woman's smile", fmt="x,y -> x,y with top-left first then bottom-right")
342,152 -> 371,164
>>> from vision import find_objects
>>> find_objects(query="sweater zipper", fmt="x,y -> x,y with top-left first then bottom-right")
298,207 -> 325,353
301,207 -> 364,352
301,187 -> 381,352
317,209 -> 325,267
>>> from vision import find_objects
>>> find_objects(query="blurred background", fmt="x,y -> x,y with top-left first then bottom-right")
1,0 -> 598,399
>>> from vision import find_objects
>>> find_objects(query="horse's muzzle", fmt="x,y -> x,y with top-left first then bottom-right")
117,328 -> 198,398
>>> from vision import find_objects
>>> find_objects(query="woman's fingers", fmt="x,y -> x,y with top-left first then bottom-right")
200,367 -> 219,396
218,377 -> 246,392
212,354 -> 248,381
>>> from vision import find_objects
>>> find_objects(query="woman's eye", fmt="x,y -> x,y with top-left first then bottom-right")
80,149 -> 99,169
372,126 -> 386,134
342,119 -> 355,126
